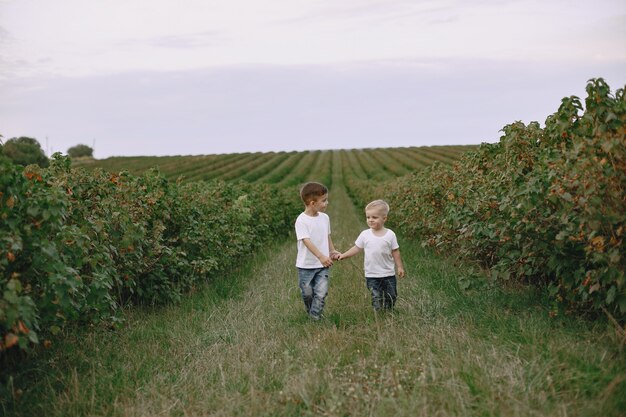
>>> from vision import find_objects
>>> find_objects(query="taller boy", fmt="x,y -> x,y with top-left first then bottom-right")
295,182 -> 340,321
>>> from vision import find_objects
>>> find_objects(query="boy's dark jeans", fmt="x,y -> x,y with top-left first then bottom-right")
298,267 -> 329,319
366,276 -> 397,310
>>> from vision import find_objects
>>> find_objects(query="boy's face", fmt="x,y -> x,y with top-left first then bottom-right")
308,194 -> 329,213
365,208 -> 387,230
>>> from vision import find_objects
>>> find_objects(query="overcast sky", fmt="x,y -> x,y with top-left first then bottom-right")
1,0 -> 624,158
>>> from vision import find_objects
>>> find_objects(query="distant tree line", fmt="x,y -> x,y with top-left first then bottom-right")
0,135 -> 93,167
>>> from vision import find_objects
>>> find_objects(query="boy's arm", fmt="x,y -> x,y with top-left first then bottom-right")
328,234 -> 341,260
392,248 -> 405,277
302,238 -> 333,267
339,245 -> 362,260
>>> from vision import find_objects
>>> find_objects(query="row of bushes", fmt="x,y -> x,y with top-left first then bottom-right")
366,78 -> 624,320
0,155 -> 301,355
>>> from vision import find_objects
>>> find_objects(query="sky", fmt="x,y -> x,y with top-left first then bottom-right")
1,0 -> 625,158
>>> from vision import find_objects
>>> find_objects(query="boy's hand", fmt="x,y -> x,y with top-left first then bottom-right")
397,267 -> 406,278
330,250 -> 341,261
319,255 -> 333,267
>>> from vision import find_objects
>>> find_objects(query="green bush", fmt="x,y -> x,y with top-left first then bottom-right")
380,78 -> 625,320
0,155 -> 300,357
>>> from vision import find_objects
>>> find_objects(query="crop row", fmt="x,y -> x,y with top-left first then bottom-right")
338,146 -> 468,210
0,156 -> 301,358
74,146 -> 475,186
1,144 -> 473,358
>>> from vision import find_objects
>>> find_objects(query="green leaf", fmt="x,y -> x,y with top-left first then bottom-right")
606,285 -> 616,304
27,330 -> 39,344
7,279 -> 22,292
618,295 -> 626,313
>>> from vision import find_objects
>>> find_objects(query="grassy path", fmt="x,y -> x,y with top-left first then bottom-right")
5,178 -> 625,416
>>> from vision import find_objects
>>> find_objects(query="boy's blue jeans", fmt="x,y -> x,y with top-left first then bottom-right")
366,276 -> 397,310
297,267 -> 329,318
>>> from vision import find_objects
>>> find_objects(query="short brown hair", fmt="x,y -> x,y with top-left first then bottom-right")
300,182 -> 328,205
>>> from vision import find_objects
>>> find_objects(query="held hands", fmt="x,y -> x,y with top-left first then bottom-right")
337,250 -> 355,261
320,250 -> 341,267
337,245 -> 360,261
319,254 -> 334,267
397,266 -> 406,278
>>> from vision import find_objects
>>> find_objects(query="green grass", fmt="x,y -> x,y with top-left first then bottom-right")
2,183 -> 624,417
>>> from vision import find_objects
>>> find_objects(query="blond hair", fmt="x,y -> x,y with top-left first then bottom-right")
365,199 -> 390,215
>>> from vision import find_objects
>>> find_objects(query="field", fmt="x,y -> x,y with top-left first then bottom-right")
2,139 -> 625,416
2,79 -> 625,417
71,145 -> 474,185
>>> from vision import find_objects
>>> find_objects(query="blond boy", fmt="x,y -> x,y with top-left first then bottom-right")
340,200 -> 405,310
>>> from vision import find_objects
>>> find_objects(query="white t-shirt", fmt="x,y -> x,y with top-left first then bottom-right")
295,212 -> 331,268
355,228 -> 399,277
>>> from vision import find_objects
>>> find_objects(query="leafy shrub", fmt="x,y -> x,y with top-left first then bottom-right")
380,78 -> 625,320
0,155 -> 300,359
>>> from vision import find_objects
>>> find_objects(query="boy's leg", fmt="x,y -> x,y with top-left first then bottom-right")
382,276 -> 398,310
366,277 -> 384,311
298,268 -> 314,313
309,268 -> 329,319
